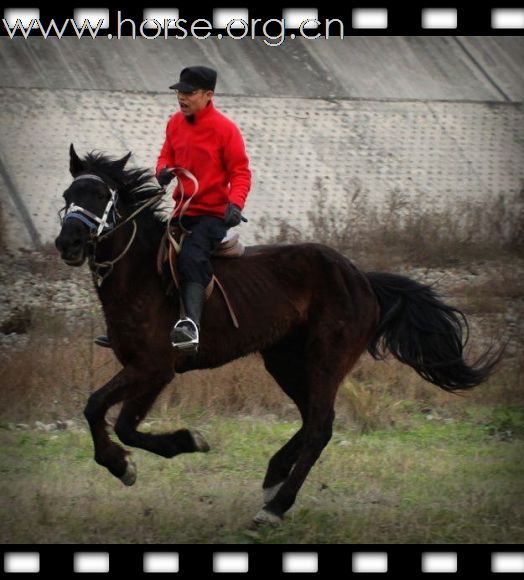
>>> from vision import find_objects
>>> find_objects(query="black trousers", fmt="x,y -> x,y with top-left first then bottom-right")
177,215 -> 228,287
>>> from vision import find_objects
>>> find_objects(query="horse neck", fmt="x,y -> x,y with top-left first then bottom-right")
92,216 -> 164,302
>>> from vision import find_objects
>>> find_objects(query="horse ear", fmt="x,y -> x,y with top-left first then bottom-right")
114,152 -> 132,172
69,144 -> 83,176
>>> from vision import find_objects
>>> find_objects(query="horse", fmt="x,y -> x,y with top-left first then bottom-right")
54,145 -> 499,526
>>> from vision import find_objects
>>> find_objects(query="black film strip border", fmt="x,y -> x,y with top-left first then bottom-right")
2,3 -> 524,36
2,545 -> 524,577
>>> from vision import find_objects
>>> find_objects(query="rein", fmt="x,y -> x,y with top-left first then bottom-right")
62,167 -> 240,328
166,166 -> 200,254
91,193 -> 165,287
93,194 -> 165,286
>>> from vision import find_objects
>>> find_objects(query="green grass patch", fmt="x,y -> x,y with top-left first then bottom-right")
0,412 -> 522,544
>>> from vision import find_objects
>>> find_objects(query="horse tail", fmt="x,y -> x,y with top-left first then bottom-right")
365,271 -> 501,392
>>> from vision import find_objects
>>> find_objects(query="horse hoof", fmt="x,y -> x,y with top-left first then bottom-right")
253,509 -> 282,527
119,458 -> 137,486
191,430 -> 210,453
263,482 -> 284,504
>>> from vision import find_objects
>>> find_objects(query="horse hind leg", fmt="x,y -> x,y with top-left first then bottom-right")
114,375 -> 210,459
254,382 -> 336,526
262,430 -> 303,504
260,340 -> 308,507
256,326 -> 366,525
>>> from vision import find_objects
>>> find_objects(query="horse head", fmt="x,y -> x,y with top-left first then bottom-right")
55,144 -> 131,266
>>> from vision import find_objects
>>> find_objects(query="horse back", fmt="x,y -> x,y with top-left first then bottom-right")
180,242 -> 378,371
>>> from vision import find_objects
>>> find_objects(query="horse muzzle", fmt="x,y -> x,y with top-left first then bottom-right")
62,253 -> 87,267
55,232 -> 88,267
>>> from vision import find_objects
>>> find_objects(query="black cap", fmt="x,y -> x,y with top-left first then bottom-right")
169,66 -> 217,92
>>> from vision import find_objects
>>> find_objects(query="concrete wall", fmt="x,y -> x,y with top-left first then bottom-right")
0,37 -> 522,249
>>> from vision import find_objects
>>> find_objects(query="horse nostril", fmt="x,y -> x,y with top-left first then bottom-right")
55,235 -> 83,255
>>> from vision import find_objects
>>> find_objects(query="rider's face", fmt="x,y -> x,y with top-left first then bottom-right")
176,89 -> 213,116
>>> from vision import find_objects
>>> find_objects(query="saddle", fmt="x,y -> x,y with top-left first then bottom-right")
156,222 -> 244,328
215,229 -> 245,259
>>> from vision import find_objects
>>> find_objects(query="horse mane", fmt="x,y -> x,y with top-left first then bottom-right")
82,151 -> 168,245
81,151 -> 164,204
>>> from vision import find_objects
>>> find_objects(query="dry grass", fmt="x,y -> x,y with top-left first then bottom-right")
1,247 -> 522,431
255,185 -> 524,270
453,269 -> 524,315
0,331 -> 119,423
1,316 -> 521,434
0,191 -> 522,429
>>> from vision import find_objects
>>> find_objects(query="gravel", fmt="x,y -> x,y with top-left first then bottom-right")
0,249 -> 98,350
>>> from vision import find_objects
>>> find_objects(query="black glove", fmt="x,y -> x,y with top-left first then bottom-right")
224,203 -> 244,228
157,167 -> 174,188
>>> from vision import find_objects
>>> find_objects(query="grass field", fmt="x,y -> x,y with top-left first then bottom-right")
1,410 -> 523,544
1,201 -> 522,545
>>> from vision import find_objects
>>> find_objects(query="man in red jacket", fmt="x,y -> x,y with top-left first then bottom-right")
157,65 -> 251,352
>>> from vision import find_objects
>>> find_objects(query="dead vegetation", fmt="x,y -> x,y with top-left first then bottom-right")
0,189 -> 522,431
255,182 -> 524,270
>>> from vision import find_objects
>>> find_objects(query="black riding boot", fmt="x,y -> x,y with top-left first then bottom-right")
170,282 -> 206,351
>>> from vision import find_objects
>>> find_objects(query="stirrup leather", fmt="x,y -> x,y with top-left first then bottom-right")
171,318 -> 199,350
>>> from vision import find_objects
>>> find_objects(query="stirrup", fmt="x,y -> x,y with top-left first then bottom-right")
94,335 -> 111,348
170,318 -> 199,351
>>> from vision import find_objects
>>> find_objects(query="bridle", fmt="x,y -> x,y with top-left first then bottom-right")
60,173 -> 164,286
62,174 -> 120,237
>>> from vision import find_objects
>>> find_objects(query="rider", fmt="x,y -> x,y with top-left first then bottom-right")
159,65 -> 251,351
95,65 -> 251,352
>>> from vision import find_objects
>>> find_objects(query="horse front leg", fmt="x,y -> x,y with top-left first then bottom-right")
114,373 -> 210,458
83,368 -> 138,486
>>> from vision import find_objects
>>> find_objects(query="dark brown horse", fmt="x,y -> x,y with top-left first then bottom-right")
55,146 -> 498,526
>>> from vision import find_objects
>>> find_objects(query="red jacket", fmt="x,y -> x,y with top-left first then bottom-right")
156,101 -> 251,218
